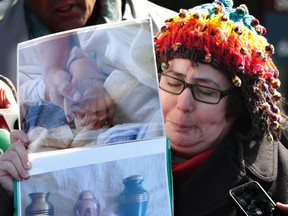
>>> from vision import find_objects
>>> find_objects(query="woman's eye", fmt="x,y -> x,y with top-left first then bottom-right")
167,81 -> 182,87
164,77 -> 182,87
197,86 -> 216,95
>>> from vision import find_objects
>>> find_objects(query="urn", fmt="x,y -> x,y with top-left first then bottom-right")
118,175 -> 149,216
25,192 -> 54,216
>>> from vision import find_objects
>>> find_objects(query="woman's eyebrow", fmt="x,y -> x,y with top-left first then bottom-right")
166,70 -> 222,88
165,70 -> 186,78
192,77 -> 221,88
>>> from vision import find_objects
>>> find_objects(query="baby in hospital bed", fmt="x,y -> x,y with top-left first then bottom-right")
18,21 -> 165,152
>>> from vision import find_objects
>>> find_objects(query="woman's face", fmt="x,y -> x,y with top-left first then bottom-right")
159,58 -> 235,161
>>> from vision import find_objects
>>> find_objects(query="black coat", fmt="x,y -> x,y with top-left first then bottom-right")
174,131 -> 288,216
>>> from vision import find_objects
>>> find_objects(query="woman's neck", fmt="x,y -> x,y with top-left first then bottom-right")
172,153 -> 193,163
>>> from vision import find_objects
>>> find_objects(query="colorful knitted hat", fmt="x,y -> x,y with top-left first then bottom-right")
154,0 -> 285,142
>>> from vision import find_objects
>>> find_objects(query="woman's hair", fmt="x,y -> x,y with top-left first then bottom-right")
154,0 -> 287,143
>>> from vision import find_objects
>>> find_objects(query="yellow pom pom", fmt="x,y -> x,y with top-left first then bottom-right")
232,76 -> 242,87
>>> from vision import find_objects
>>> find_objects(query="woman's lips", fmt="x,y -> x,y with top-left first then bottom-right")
168,121 -> 195,131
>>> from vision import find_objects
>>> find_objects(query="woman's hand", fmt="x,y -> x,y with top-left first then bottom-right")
276,202 -> 288,214
0,130 -> 30,196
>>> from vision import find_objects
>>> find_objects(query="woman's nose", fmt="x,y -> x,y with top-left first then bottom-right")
176,87 -> 194,112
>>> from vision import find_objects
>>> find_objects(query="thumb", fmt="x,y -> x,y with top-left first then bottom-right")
59,82 -> 81,102
276,202 -> 288,214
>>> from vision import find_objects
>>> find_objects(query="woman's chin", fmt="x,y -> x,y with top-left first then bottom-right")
170,141 -> 199,159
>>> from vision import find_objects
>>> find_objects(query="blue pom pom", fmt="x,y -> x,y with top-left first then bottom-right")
217,0 -> 233,8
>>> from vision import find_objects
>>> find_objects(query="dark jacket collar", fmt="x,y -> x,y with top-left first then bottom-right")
242,138 -> 278,182
173,130 -> 279,216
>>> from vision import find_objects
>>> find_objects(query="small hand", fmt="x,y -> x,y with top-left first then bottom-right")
66,85 -> 116,129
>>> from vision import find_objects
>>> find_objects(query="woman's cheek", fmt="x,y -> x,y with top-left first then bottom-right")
159,93 -> 170,119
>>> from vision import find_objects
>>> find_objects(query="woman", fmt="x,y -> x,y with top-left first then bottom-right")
1,1 -> 288,216
154,0 -> 288,215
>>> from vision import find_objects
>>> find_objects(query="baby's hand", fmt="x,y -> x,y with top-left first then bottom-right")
66,57 -> 115,128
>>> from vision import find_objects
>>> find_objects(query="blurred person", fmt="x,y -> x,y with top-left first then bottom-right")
0,0 -> 176,87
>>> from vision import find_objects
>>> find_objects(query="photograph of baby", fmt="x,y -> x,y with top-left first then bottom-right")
17,19 -> 165,153
17,139 -> 172,216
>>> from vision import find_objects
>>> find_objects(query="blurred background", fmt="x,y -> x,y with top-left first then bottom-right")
151,0 -> 288,111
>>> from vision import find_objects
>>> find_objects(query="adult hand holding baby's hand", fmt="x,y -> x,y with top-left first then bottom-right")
67,85 -> 115,129
66,57 -> 116,129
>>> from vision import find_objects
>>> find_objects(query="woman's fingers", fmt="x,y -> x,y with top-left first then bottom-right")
0,132 -> 31,194
2,141 -> 30,178
10,130 -> 29,145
